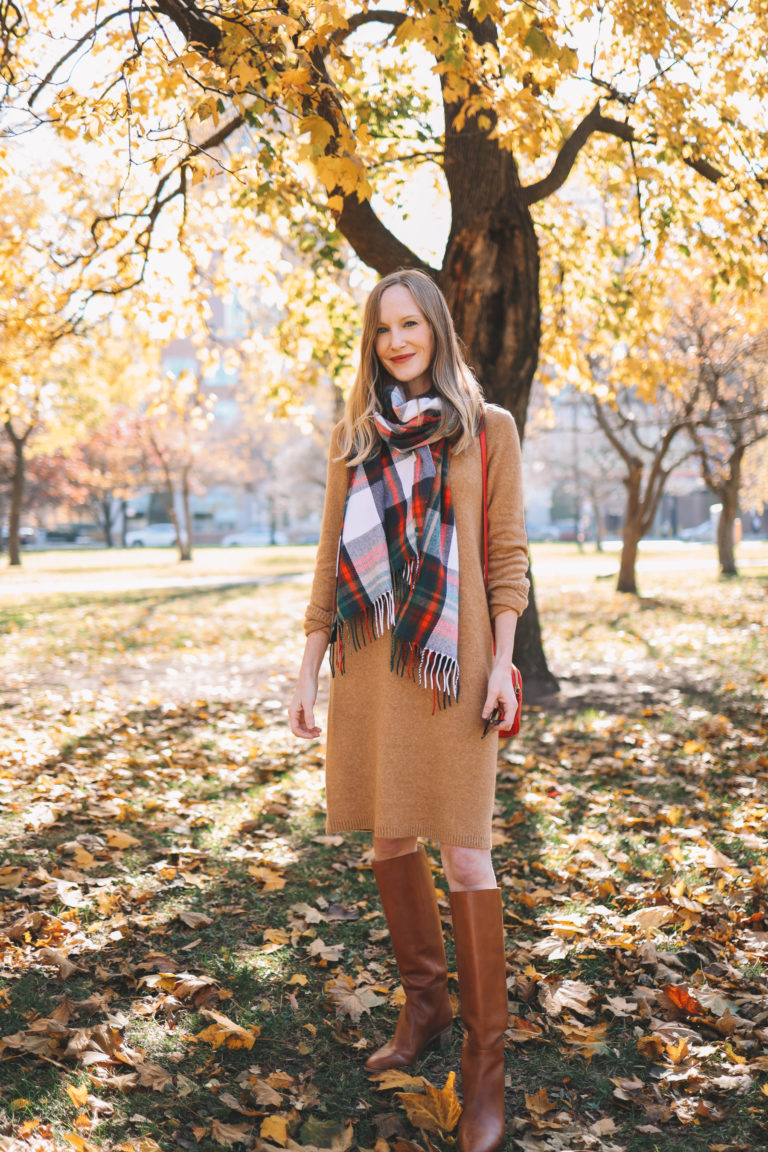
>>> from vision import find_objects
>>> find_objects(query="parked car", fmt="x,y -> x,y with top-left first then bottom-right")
125,522 -> 178,547
221,527 -> 288,546
679,521 -> 715,542
524,520 -> 558,543
1,524 -> 36,546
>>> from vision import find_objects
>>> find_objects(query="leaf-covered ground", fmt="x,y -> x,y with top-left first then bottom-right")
1,546 -> 767,1152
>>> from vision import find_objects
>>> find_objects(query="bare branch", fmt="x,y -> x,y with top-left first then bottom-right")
28,7 -> 133,106
522,102 -> 767,207
150,0 -> 221,50
336,196 -> 435,277
330,9 -> 406,46
521,103 -> 612,206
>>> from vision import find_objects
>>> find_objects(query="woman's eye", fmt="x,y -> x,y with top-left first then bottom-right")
404,320 -> 418,327
376,326 -> 387,335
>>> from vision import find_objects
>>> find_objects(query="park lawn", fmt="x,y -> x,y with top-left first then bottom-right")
0,548 -> 767,1152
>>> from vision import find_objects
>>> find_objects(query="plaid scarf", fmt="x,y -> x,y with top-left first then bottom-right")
331,386 -> 460,707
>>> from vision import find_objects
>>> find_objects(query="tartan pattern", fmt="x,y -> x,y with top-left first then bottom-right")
332,387 -> 460,705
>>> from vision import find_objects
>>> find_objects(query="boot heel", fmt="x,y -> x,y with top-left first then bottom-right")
436,1025 -> 452,1049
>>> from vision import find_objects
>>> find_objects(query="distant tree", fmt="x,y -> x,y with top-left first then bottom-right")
674,298 -> 768,576
589,380 -> 698,593
139,372 -> 215,563
71,409 -> 145,546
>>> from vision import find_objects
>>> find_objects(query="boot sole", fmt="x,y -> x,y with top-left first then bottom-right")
365,1022 -> 453,1071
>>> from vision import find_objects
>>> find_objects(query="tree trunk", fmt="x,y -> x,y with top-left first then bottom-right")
5,423 -> 26,568
439,202 -> 558,694
179,466 -> 193,562
617,463 -> 643,594
590,485 -> 604,553
102,495 -> 114,547
716,446 -> 743,577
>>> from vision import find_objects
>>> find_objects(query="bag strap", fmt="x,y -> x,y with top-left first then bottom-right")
480,421 -> 489,589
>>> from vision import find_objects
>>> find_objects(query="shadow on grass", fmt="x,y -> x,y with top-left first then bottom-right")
2,680 -> 767,1151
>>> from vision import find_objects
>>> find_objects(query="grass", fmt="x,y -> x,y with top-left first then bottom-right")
0,545 -> 767,1151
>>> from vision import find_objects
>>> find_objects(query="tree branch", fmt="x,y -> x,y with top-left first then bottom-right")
149,0 -> 221,50
522,102 -> 767,207
330,9 -> 406,46
335,196 -> 435,277
304,33 -> 432,276
522,104 -> 620,206
27,7 -> 133,106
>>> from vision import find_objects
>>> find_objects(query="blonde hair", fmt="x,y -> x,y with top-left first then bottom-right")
337,269 -> 485,464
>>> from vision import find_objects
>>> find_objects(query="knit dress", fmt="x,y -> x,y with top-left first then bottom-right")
304,404 -> 530,849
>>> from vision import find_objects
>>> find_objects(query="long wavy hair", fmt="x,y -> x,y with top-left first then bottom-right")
337,269 -> 485,464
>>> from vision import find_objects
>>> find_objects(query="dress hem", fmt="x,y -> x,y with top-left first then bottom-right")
326,816 -> 492,850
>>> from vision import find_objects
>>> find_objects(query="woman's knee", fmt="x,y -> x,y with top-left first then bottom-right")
372,836 -> 419,861
440,844 -> 496,891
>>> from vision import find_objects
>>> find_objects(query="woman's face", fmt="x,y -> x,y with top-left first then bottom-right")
374,284 -> 435,400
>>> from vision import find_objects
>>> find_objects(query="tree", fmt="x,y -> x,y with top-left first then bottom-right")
139,371 -> 215,562
6,1 -> 768,687
71,408 -> 145,546
675,296 -> 768,576
589,382 -> 697,593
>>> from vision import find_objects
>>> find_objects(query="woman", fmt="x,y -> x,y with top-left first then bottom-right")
289,269 -> 529,1152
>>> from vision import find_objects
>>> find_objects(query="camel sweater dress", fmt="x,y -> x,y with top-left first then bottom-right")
304,404 -> 529,849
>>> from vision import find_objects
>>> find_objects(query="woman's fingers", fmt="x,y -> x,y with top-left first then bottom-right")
289,696 -> 321,739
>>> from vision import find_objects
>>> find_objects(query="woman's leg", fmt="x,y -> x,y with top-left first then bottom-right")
440,845 -> 496,891
365,838 -> 452,1071
373,835 -> 418,860
442,843 -> 507,1152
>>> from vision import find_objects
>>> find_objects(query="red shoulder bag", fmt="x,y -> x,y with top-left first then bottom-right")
480,423 -> 522,738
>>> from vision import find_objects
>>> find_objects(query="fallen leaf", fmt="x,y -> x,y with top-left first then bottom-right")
525,1087 -> 557,1116
260,1115 -> 289,1146
326,973 -> 386,1021
210,1118 -> 251,1145
67,1084 -> 88,1109
195,1008 -> 260,1050
625,906 -> 676,931
371,1070 -> 429,1091
106,830 -> 141,849
398,1071 -> 461,1133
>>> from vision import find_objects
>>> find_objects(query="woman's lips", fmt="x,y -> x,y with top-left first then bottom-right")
390,353 -> 415,363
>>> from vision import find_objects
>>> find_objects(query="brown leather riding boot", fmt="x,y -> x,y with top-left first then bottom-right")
365,846 -> 453,1071
450,887 -> 508,1152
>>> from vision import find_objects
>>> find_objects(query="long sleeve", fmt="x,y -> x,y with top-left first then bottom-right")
304,423 -> 350,637
485,406 -> 530,618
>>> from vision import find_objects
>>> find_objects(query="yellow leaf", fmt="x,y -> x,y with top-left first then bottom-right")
370,1069 -> 428,1090
63,1135 -> 98,1152
195,1009 -> 260,1050
725,1041 -> 747,1064
73,845 -> 96,869
259,1115 -> 289,1146
67,1084 -> 89,1109
287,973 -> 308,986
106,830 -> 141,849
664,1036 -> 689,1064
0,866 -> 24,888
11,1099 -> 32,1109
19,1120 -> 40,1135
525,1087 -> 556,1116
398,1071 -> 461,1133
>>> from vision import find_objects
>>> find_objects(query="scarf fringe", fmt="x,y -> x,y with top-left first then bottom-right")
330,574 -> 460,712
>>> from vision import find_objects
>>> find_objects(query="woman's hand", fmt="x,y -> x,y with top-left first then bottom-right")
481,608 -> 518,731
482,663 -> 518,731
289,630 -> 329,739
289,674 -> 322,738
